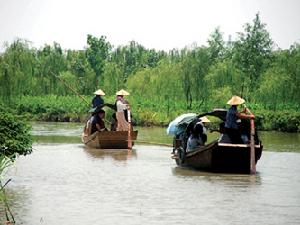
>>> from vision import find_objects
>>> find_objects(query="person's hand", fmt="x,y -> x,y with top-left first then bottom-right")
249,114 -> 255,119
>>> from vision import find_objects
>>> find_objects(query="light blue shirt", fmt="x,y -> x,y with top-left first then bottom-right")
187,135 -> 203,152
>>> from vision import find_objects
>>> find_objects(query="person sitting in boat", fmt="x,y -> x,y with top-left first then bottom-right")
115,89 -> 131,131
199,116 -> 210,133
91,109 -> 107,134
224,95 -> 255,144
186,123 -> 207,152
92,89 -> 105,108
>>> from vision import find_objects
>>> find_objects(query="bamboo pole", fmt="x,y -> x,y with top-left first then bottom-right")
250,118 -> 256,174
127,106 -> 132,150
50,71 -> 90,106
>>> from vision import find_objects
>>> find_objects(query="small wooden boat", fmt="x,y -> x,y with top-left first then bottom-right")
82,130 -> 138,149
172,141 -> 262,173
170,109 -> 263,174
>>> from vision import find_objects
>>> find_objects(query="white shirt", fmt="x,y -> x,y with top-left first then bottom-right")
116,100 -> 127,112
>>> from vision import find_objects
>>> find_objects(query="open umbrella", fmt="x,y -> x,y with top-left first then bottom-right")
166,113 -> 196,135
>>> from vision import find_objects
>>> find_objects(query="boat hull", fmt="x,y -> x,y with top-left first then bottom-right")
173,141 -> 263,173
82,131 -> 138,149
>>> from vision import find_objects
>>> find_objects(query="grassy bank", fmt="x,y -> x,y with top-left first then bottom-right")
6,95 -> 300,132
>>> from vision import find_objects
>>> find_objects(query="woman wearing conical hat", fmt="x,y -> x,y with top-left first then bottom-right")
115,89 -> 131,131
116,89 -> 130,112
224,96 -> 255,144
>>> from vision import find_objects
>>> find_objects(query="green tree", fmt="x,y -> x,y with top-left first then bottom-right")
204,60 -> 244,107
86,34 -> 112,85
0,39 -> 36,102
207,27 -> 226,62
66,49 -> 96,95
257,44 -> 300,109
101,61 -> 124,95
35,42 -> 67,94
232,13 -> 273,91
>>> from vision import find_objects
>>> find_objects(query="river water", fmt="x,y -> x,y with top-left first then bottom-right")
2,122 -> 300,225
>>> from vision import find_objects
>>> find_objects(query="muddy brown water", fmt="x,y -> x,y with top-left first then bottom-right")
2,122 -> 300,225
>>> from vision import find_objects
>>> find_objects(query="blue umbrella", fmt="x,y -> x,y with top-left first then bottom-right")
166,113 -> 196,135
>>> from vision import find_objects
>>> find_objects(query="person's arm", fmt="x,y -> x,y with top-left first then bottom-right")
96,123 -> 102,131
237,107 -> 255,119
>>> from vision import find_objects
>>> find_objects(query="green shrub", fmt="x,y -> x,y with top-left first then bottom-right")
0,107 -> 32,158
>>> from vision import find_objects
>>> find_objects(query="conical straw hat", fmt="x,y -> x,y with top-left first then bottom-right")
116,89 -> 130,96
227,95 -> 245,105
200,116 -> 210,123
94,89 -> 105,96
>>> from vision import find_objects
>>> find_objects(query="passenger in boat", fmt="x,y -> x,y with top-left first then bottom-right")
186,123 -> 206,152
92,89 -> 105,108
91,109 -> 107,133
225,96 -> 255,144
199,116 -> 210,133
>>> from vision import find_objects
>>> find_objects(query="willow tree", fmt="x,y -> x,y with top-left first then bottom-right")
0,40 -> 35,103
66,49 -> 96,95
257,44 -> 300,109
35,43 -> 67,95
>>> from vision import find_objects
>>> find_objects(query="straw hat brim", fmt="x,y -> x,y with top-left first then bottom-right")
227,96 -> 245,105
200,116 -> 210,123
116,89 -> 130,96
94,89 -> 105,96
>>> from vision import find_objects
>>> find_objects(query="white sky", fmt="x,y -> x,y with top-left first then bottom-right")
0,0 -> 299,51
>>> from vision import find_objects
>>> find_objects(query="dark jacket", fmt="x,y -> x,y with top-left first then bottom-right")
92,96 -> 104,108
91,115 -> 105,133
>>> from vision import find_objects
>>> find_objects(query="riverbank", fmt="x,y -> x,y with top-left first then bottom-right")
5,95 -> 300,132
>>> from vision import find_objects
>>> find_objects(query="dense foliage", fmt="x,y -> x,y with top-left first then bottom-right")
0,106 -> 32,158
0,13 -> 299,131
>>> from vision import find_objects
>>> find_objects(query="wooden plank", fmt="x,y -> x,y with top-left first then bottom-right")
218,143 -> 260,148
97,131 -> 138,141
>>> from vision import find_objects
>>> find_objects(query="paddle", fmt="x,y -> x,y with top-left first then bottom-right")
127,106 -> 132,150
250,118 -> 256,174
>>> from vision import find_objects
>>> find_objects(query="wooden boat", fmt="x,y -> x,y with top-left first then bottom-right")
172,141 -> 262,173
171,109 -> 263,174
82,130 -> 138,149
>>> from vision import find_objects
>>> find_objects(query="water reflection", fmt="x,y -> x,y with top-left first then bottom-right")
172,167 -> 261,185
83,147 -> 137,161
34,135 -> 81,144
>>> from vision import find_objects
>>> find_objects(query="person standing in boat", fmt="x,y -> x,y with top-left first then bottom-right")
115,89 -> 130,131
91,109 -> 107,134
92,89 -> 105,108
225,95 -> 255,144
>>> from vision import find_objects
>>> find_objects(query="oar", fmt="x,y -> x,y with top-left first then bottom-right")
127,106 -> 132,150
250,118 -> 256,174
50,71 -> 90,106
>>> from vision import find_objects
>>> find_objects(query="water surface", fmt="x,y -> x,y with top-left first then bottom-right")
2,123 -> 300,225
